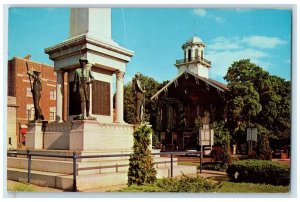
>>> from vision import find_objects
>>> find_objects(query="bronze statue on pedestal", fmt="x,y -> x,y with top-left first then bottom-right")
73,57 -> 96,120
132,73 -> 145,124
27,68 -> 44,122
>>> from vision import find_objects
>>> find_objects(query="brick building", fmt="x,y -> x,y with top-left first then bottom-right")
7,57 -> 64,148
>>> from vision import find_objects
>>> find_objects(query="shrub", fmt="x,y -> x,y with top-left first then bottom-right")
203,162 -> 228,172
11,183 -> 35,192
210,146 -> 222,161
128,125 -> 157,185
226,159 -> 290,186
256,128 -> 272,160
122,176 -> 218,192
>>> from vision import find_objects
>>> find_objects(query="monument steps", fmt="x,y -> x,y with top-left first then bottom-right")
8,156 -> 180,176
8,164 -> 197,191
7,154 -> 196,191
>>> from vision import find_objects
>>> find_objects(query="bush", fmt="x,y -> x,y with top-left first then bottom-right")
203,162 -> 228,172
122,176 -> 218,192
226,159 -> 290,186
128,125 -> 157,185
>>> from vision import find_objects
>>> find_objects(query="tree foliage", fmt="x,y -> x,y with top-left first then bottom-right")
128,125 -> 157,185
212,121 -> 232,165
224,59 -> 291,149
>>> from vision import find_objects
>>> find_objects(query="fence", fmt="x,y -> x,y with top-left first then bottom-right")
7,150 -> 203,192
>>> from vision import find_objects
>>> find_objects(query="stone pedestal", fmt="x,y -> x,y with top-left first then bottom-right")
25,123 -> 44,149
69,120 -> 134,151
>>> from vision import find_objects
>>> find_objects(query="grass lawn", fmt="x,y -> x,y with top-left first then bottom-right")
7,182 -> 36,192
216,182 -> 289,193
178,162 -> 199,167
119,177 -> 290,193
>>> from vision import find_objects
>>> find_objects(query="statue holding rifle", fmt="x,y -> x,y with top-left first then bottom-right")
73,57 -> 96,120
26,64 -> 44,122
132,73 -> 145,124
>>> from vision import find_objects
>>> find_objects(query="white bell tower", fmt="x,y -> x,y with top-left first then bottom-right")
175,36 -> 211,78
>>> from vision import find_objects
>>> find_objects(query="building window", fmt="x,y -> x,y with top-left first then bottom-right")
195,49 -> 199,59
50,90 -> 56,100
26,87 -> 32,97
50,107 -> 56,121
26,104 -> 35,121
8,137 -> 12,145
188,49 -> 192,61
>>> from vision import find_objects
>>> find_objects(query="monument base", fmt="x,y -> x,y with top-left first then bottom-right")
14,121 -> 197,191
25,123 -> 44,150
69,120 -> 134,151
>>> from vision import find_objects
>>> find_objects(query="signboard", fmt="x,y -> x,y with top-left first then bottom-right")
247,128 -> 257,141
199,129 -> 214,146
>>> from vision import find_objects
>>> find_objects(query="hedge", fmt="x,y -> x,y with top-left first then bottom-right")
226,159 -> 290,186
121,176 -> 218,192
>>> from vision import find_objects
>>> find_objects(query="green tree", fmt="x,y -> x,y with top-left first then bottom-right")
224,59 -> 291,149
128,125 -> 157,185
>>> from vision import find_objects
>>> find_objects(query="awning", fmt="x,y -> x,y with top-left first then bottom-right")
20,124 -> 28,134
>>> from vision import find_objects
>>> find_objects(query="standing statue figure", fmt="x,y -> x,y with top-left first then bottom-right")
132,73 -> 145,124
27,70 -> 44,121
73,57 -> 95,120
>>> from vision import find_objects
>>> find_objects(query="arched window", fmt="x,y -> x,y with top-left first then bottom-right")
201,50 -> 204,59
188,49 -> 192,61
195,49 -> 199,59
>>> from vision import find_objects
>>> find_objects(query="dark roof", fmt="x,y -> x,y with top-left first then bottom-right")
151,70 -> 228,100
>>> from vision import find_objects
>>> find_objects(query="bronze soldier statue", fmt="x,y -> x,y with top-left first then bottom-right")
132,73 -> 145,124
73,57 -> 95,120
27,70 -> 44,121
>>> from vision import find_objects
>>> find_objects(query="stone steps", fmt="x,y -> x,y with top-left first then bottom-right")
8,156 -> 179,176
8,164 -> 197,191
7,150 -> 197,190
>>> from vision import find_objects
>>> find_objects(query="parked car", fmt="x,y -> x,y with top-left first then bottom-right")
204,147 -> 212,156
272,149 -> 284,158
186,149 -> 198,156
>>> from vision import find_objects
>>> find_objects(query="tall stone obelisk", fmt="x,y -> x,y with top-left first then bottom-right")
45,8 -> 134,124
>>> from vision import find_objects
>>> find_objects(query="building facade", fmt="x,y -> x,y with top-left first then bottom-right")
151,36 -> 228,151
7,96 -> 18,149
7,57 -> 65,148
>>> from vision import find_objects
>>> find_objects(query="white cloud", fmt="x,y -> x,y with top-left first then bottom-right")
234,8 -> 252,13
193,9 -> 207,17
207,48 -> 268,78
204,35 -> 288,81
243,36 -> 287,49
209,36 -> 241,50
208,15 -> 225,23
193,9 -> 224,23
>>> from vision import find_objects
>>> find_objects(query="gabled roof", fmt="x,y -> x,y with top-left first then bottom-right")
151,70 -> 228,100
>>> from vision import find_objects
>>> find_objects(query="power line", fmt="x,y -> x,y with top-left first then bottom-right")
122,8 -> 127,46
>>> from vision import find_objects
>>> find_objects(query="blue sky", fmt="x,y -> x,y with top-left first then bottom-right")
8,7 -> 291,84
